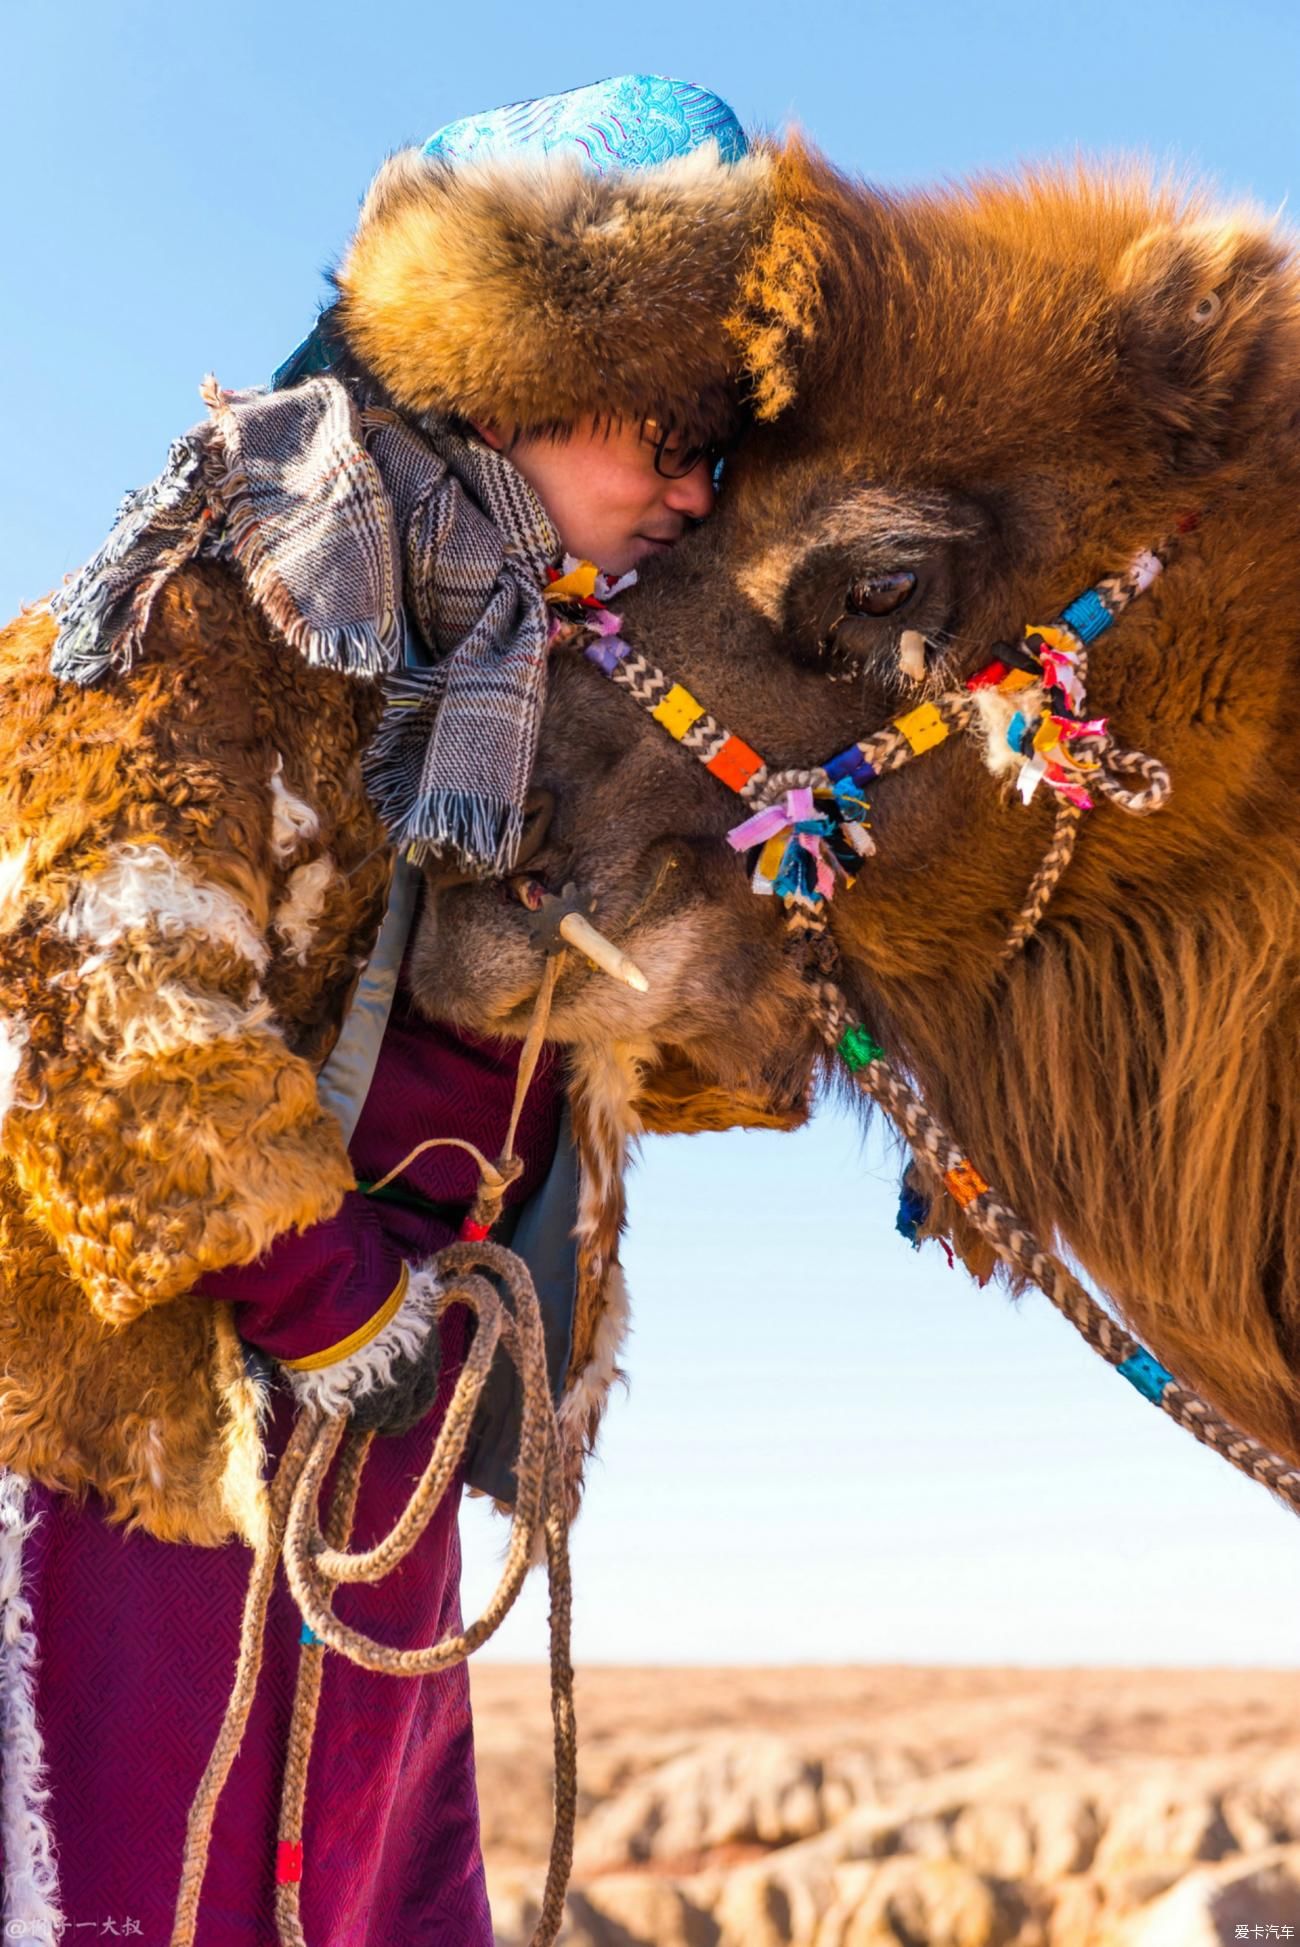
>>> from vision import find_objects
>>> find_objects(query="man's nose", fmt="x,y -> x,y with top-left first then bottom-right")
664,458 -> 716,522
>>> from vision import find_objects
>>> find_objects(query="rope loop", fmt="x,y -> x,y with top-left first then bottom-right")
1093,741 -> 1173,815
751,764 -> 831,809
284,1248 -> 552,1640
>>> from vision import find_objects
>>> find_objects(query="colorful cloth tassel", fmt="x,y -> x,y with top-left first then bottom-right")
544,555 -> 639,607
967,546 -> 1165,809
1023,625 -> 1086,712
727,785 -> 870,910
972,616 -> 1110,809
831,775 -> 873,844
1015,709 -> 1108,808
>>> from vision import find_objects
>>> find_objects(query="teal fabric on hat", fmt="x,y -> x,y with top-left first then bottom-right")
271,75 -> 746,390
422,73 -> 746,174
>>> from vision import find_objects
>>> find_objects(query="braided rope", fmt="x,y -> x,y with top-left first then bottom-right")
812,981 -> 1300,1517
1001,801 -> 1084,963
571,535 -> 1300,1517
1089,743 -> 1172,814
170,1411 -> 319,1947
574,533 -> 1300,1512
274,1428 -> 370,1947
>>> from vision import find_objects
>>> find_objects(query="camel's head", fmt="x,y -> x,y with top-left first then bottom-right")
415,144 -> 1300,1098
415,145 -> 1300,1476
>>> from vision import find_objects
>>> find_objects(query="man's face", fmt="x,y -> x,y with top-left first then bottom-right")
478,417 -> 718,574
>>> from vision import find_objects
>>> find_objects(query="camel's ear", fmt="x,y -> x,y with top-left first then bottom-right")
727,136 -> 832,421
1114,213 -> 1294,471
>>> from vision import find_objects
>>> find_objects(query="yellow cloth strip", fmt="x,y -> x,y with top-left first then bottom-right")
893,702 -> 949,756
280,1263 -> 411,1373
652,682 -> 706,740
757,833 -> 788,881
755,829 -> 786,883
543,560 -> 599,602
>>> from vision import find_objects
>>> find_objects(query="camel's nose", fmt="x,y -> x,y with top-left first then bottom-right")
514,788 -> 555,868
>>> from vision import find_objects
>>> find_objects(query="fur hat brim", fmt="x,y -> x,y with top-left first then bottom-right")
332,142 -> 774,440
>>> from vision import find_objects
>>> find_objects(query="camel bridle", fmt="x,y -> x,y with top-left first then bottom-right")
560,521 -> 1300,1520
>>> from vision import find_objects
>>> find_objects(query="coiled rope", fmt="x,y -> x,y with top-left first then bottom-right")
172,964 -> 576,1947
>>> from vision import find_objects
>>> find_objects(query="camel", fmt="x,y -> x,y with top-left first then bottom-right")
413,140 -> 1300,1477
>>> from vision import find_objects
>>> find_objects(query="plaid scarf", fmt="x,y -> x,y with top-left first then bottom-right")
50,376 -> 561,874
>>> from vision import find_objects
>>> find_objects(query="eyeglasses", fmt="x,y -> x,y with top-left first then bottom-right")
641,418 -> 727,481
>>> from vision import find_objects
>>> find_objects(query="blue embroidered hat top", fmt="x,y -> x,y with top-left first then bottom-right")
422,74 -> 747,174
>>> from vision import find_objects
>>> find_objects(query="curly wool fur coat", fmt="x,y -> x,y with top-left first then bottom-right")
0,139 -> 802,1548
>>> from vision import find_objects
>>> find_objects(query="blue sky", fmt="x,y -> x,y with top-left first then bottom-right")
5,1 -> 1298,1661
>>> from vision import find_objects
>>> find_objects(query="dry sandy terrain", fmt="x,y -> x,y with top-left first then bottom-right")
472,1665 -> 1300,1945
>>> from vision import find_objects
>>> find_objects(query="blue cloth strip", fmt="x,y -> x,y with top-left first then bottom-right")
300,1621 -> 323,1647
896,1181 -> 928,1247
831,777 -> 870,822
825,745 -> 865,784
1116,1347 -> 1174,1405
1060,587 -> 1113,644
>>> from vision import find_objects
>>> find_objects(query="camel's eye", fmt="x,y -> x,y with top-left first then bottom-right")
781,537 -> 958,674
1191,291 -> 1222,326
845,570 -> 917,617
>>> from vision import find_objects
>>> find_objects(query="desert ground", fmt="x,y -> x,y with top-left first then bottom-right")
474,1665 -> 1300,1945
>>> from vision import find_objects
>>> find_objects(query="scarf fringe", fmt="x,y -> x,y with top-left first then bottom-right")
50,435 -> 210,687
367,780 -> 526,876
205,448 -> 401,678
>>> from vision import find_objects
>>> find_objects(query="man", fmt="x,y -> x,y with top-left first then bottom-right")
0,76 -> 785,1945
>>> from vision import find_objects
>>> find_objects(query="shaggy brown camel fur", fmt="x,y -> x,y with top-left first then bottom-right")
415,142 -> 1300,1474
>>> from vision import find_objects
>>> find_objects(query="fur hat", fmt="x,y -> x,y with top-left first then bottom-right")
331,139 -> 775,441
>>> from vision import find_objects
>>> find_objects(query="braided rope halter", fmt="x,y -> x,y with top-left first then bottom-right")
558,529 -> 1300,1517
